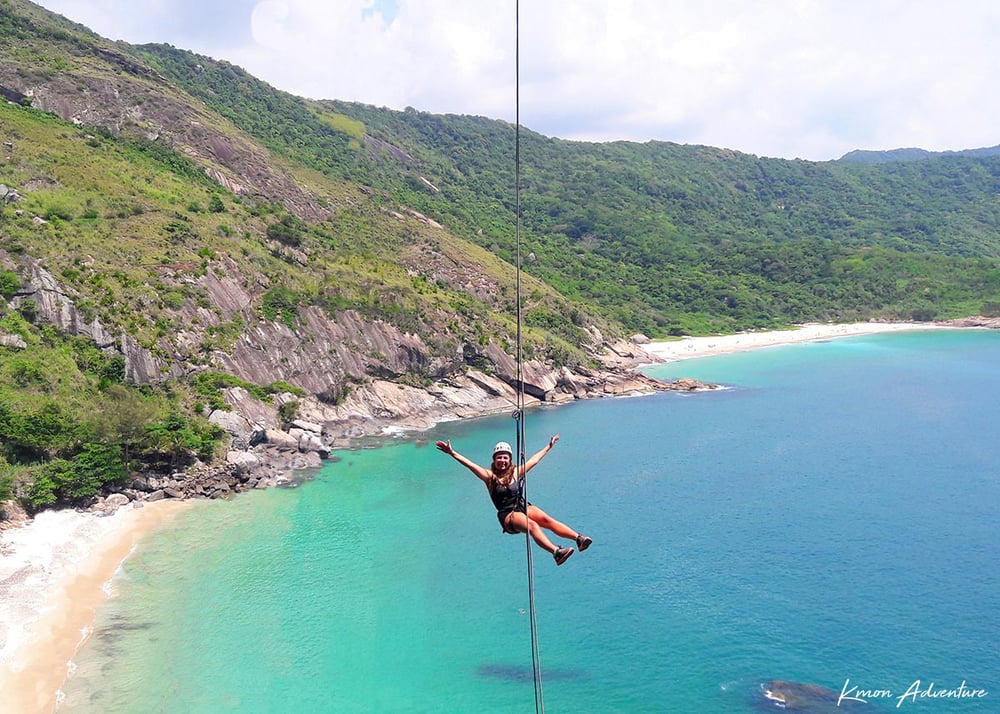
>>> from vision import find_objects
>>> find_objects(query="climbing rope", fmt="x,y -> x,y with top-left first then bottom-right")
512,1 -> 545,711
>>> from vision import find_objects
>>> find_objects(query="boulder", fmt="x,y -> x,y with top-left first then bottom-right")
0,334 -> 27,349
209,409 -> 254,441
290,418 -> 323,434
1,499 -> 29,527
672,378 -> 705,391
288,452 -> 323,470
261,429 -> 299,450
89,492 -> 131,515
298,432 -> 329,457
226,450 -> 261,474
465,369 -> 508,397
762,680 -> 844,711
105,493 -> 131,511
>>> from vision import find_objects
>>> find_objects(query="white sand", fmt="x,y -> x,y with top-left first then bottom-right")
642,322 -> 950,363
0,500 -> 189,713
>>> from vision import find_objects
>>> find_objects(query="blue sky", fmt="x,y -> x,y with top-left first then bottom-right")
34,0 -> 1000,161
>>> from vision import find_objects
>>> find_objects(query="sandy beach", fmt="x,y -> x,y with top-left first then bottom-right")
0,499 -> 191,713
642,321 -> 950,363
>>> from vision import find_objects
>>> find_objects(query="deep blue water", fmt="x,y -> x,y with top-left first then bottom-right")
62,330 -> 1000,713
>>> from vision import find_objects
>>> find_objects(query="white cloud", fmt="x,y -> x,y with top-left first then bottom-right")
31,0 -> 1000,159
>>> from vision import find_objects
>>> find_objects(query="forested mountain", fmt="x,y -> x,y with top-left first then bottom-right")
1,0 -> 999,509
135,42 -> 1000,335
839,145 -> 1000,164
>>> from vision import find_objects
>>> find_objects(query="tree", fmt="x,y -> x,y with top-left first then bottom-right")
19,444 -> 125,509
143,411 -> 222,467
0,401 -> 87,462
89,385 -> 159,467
0,457 -> 13,504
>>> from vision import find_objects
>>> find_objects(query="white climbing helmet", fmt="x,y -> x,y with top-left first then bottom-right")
493,441 -> 513,457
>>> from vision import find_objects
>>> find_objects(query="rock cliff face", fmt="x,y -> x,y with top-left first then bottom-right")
214,305 -> 449,395
3,249 -> 715,497
8,253 -> 697,411
11,259 -> 169,382
0,48 -> 334,223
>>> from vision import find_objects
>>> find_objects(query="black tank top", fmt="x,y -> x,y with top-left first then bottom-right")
488,474 -> 525,513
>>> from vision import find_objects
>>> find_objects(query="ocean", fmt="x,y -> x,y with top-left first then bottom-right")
60,330 -> 1000,713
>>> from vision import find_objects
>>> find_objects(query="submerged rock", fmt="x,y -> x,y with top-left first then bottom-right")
761,680 -> 868,711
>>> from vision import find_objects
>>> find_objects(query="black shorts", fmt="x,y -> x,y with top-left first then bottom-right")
497,501 -> 531,534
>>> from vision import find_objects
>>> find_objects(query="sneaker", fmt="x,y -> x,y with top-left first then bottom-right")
575,535 -> 592,552
553,547 -> 574,566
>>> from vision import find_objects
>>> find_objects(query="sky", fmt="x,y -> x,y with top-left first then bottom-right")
32,0 -> 1000,161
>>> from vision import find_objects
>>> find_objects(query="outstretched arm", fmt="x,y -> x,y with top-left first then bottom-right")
521,434 -> 559,476
435,440 -> 491,482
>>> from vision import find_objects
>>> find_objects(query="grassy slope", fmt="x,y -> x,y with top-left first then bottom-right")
127,43 -> 1000,334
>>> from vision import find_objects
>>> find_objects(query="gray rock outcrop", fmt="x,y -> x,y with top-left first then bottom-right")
0,250 -> 720,504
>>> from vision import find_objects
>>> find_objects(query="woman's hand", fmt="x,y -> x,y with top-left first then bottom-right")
548,434 -> 560,448
435,440 -> 454,455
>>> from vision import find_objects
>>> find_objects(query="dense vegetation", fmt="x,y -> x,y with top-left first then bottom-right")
0,316 -> 223,510
136,44 -> 1000,335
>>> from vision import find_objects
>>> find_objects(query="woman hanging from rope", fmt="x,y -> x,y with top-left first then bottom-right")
435,435 -> 592,565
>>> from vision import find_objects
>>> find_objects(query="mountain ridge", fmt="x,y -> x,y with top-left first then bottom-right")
838,145 -> 1000,164
1,0 -> 999,512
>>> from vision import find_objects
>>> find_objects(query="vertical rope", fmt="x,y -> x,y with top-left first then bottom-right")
514,1 -> 544,712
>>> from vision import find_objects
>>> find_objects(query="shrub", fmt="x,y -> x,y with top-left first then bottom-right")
0,464 -> 12,503
43,203 -> 74,221
0,271 -> 20,299
267,380 -> 307,397
981,302 -> 1000,318
277,400 -> 299,429
25,465 -> 58,509
266,214 -> 305,247
0,401 -> 87,462
16,299 -> 37,323
261,287 -> 300,327
143,411 -> 222,466
161,291 -> 185,309
192,371 -> 267,402
22,443 -> 125,509
70,339 -> 125,385
8,358 -> 49,388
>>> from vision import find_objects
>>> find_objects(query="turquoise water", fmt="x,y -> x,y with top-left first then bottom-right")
62,330 -> 1000,713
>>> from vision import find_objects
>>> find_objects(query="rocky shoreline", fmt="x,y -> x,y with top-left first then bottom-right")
27,316 -> 1000,519
8,316 -> 995,522
2,340 -> 713,521
160,316 -> 997,510
5,250 -> 995,522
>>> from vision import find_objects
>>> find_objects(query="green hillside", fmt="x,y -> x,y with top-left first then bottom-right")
0,92 -> 598,506
134,43 -> 1000,334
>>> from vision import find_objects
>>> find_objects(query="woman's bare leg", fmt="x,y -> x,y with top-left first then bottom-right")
526,505 -> 579,541
504,511 -> 558,553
